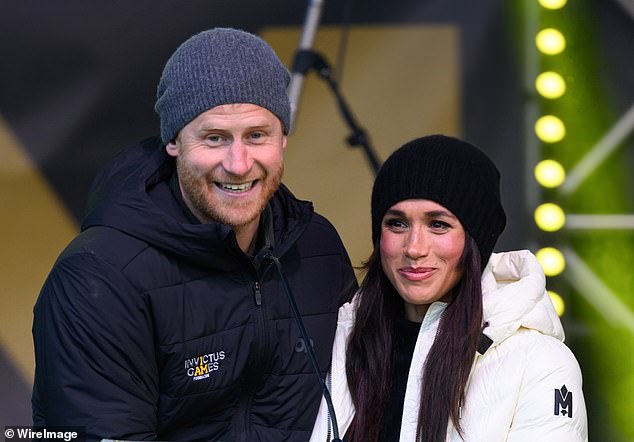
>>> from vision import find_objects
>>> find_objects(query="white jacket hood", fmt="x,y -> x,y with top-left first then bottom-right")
481,249 -> 564,348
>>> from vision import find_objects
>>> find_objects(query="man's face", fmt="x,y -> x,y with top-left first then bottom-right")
166,103 -> 286,229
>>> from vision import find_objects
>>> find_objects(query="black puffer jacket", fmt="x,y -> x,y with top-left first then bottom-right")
32,137 -> 356,441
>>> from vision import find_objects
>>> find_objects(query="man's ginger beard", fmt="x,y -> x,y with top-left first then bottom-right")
176,156 -> 283,227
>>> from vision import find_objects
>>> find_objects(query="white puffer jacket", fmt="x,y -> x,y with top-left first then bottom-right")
311,250 -> 588,441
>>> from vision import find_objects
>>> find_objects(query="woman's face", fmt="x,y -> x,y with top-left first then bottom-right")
380,199 -> 466,322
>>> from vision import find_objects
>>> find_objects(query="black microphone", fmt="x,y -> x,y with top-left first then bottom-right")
255,248 -> 342,442
254,247 -> 275,273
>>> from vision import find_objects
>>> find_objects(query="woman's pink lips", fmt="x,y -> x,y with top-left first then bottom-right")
398,267 -> 436,281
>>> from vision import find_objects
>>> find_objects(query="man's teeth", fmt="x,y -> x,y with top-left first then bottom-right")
219,182 -> 253,192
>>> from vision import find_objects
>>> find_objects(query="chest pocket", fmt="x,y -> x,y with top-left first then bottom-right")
148,275 -> 256,398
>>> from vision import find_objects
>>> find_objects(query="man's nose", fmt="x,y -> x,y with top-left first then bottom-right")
222,141 -> 252,176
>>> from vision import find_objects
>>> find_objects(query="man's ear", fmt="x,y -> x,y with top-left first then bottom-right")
281,135 -> 287,151
165,139 -> 179,157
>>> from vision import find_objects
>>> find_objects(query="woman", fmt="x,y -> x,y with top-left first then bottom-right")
311,135 -> 587,441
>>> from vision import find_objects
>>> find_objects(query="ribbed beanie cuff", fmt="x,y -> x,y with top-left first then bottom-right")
371,135 -> 507,269
155,28 -> 291,144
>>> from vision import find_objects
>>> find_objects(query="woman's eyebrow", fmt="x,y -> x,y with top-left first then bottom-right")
384,209 -> 405,217
384,209 -> 456,219
425,210 -> 457,219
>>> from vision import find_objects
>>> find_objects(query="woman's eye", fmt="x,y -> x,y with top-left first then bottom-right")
430,220 -> 450,231
384,219 -> 408,230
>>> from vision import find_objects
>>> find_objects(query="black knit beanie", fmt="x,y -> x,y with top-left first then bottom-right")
155,28 -> 291,144
371,134 -> 506,270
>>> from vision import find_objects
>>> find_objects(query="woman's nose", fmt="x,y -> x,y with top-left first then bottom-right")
404,229 -> 430,260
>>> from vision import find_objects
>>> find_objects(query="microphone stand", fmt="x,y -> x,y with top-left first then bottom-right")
294,50 -> 381,175
288,0 -> 325,128
288,0 -> 382,175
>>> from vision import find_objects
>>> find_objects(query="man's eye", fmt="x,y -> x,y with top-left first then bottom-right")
249,131 -> 266,141
207,134 -> 223,143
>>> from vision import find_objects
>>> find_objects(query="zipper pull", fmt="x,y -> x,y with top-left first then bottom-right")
254,281 -> 262,306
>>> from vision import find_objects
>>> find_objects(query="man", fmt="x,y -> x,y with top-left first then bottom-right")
32,28 -> 356,441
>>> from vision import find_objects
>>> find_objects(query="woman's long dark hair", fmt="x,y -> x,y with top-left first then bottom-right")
345,234 -> 482,442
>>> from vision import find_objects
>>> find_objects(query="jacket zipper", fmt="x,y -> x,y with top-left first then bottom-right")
236,279 -> 269,442
254,281 -> 262,306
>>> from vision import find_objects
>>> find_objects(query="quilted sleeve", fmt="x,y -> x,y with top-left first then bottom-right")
32,253 -> 159,441
507,333 -> 588,442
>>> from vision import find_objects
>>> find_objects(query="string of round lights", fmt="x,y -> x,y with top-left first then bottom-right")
533,0 -> 568,316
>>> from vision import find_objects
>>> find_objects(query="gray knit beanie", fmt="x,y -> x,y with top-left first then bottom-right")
155,28 -> 291,144
371,135 -> 507,270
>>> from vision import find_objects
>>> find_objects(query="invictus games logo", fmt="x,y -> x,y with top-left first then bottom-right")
185,350 -> 225,381
554,384 -> 573,418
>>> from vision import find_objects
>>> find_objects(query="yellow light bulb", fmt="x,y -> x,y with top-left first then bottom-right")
535,159 -> 566,188
548,290 -> 565,317
535,115 -> 566,143
536,28 -> 566,55
536,247 -> 566,276
536,71 -> 566,99
535,203 -> 566,231
538,0 -> 567,10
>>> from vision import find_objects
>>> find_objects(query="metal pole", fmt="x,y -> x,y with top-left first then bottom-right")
288,0 -> 326,131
